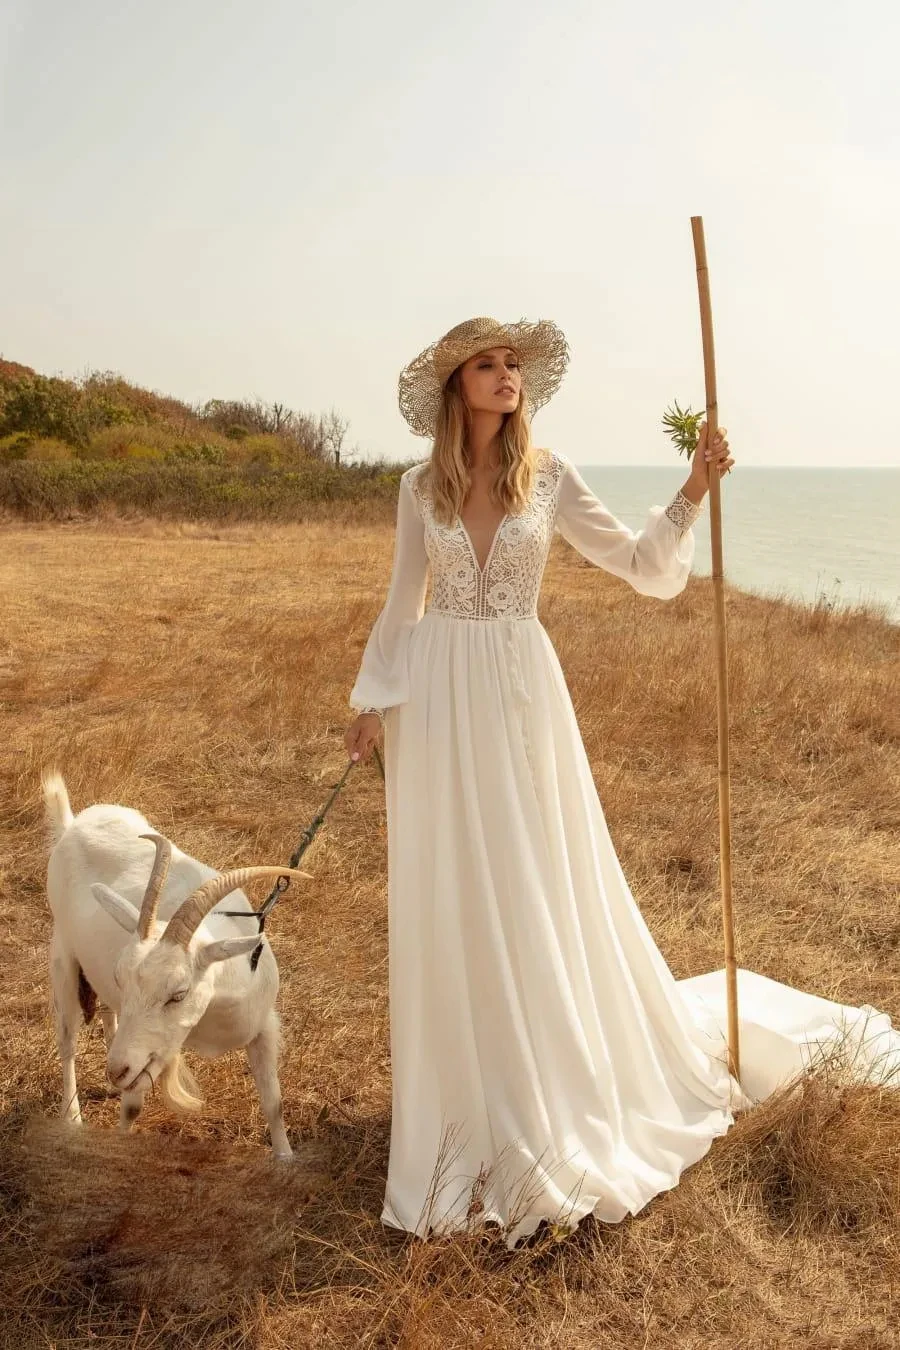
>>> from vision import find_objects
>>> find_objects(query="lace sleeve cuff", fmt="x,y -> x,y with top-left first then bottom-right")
664,488 -> 704,533
359,705 -> 386,726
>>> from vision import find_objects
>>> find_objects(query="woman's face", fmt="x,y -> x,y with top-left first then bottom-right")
457,346 -> 522,417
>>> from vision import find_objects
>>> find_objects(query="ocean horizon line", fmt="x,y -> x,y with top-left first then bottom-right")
578,463 -> 898,472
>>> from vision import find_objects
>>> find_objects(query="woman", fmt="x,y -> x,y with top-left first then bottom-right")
344,316 -> 899,1250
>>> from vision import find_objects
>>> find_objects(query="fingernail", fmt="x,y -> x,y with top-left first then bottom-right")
351,752 -> 359,761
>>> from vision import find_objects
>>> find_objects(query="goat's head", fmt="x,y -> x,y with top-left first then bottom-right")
91,833 -> 311,1095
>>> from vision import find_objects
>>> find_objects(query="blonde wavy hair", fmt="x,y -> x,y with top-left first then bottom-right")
423,362 -> 538,528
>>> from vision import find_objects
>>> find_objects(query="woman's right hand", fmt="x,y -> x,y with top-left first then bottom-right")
345,713 -> 383,763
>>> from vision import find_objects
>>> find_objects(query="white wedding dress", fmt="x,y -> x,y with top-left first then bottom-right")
349,448 -> 900,1249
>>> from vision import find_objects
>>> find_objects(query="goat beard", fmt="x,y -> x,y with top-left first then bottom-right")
158,1053 -> 203,1114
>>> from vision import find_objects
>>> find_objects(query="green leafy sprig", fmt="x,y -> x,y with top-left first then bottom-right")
661,400 -> 705,462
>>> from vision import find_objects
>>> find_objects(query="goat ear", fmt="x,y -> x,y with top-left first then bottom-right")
91,883 -> 140,934
195,936 -> 261,970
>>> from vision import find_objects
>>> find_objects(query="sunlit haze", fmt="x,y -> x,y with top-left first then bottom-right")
2,0 -> 897,467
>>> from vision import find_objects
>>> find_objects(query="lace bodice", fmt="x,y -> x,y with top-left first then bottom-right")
349,448 -> 704,713
407,448 -> 565,620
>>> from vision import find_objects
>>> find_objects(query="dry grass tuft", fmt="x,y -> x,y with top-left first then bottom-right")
1,516 -> 898,1348
720,1065 -> 900,1241
7,1117 -> 329,1311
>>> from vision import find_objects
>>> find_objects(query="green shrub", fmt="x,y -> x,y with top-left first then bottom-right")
78,426 -> 157,460
24,437 -> 73,462
0,375 -> 92,447
82,424 -> 232,463
0,432 -> 34,463
79,370 -> 185,427
0,360 -> 388,486
0,459 -> 412,521
163,442 -> 227,466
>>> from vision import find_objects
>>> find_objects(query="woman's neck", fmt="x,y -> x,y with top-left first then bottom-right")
466,413 -> 504,471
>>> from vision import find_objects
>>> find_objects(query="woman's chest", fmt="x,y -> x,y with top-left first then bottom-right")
458,491 -> 508,573
414,454 -> 564,619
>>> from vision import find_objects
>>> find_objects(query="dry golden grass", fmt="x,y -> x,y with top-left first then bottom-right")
1,517 -> 898,1349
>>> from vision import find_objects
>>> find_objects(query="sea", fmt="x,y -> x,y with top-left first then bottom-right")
578,466 -> 899,625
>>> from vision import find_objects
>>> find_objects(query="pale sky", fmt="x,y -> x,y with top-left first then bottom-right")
2,0 -> 898,467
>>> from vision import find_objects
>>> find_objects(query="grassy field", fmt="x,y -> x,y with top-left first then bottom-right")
1,515 -> 898,1348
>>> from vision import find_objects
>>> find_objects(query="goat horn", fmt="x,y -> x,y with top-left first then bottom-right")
136,832 -> 172,939
162,867 -> 313,949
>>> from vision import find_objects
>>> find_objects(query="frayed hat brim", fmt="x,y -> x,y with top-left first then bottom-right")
398,316 -> 569,438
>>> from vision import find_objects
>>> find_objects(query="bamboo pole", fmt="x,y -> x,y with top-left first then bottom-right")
690,216 -> 741,1081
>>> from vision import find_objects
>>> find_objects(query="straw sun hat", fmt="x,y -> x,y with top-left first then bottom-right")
398,316 -> 570,438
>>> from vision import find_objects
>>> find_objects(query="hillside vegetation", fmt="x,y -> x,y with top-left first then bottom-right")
0,356 -> 407,520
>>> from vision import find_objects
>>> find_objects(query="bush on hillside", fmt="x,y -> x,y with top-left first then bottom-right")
23,437 -> 74,462
0,432 -> 35,463
163,442 -> 227,466
79,423 -> 230,463
0,458 -> 409,521
81,370 -> 195,428
0,375 -> 95,448
0,358 -> 361,473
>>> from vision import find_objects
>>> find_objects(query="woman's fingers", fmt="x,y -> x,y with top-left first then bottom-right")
697,423 -> 735,475
698,424 -> 734,476
346,719 -> 376,763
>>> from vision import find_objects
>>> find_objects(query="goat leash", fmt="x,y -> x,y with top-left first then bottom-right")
218,745 -> 386,971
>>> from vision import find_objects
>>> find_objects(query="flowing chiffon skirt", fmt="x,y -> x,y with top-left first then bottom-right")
381,609 -> 900,1249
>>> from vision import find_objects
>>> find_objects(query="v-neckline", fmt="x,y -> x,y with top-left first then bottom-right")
459,513 -> 508,575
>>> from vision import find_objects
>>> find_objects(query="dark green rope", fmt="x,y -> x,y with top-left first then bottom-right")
219,746 -> 385,969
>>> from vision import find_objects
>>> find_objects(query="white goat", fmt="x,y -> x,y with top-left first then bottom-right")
43,770 -> 311,1156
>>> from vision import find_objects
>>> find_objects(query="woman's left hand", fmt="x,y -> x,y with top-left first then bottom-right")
689,422 -> 734,492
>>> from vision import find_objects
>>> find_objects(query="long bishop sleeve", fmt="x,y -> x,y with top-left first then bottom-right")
554,456 -> 704,600
349,471 -> 428,714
